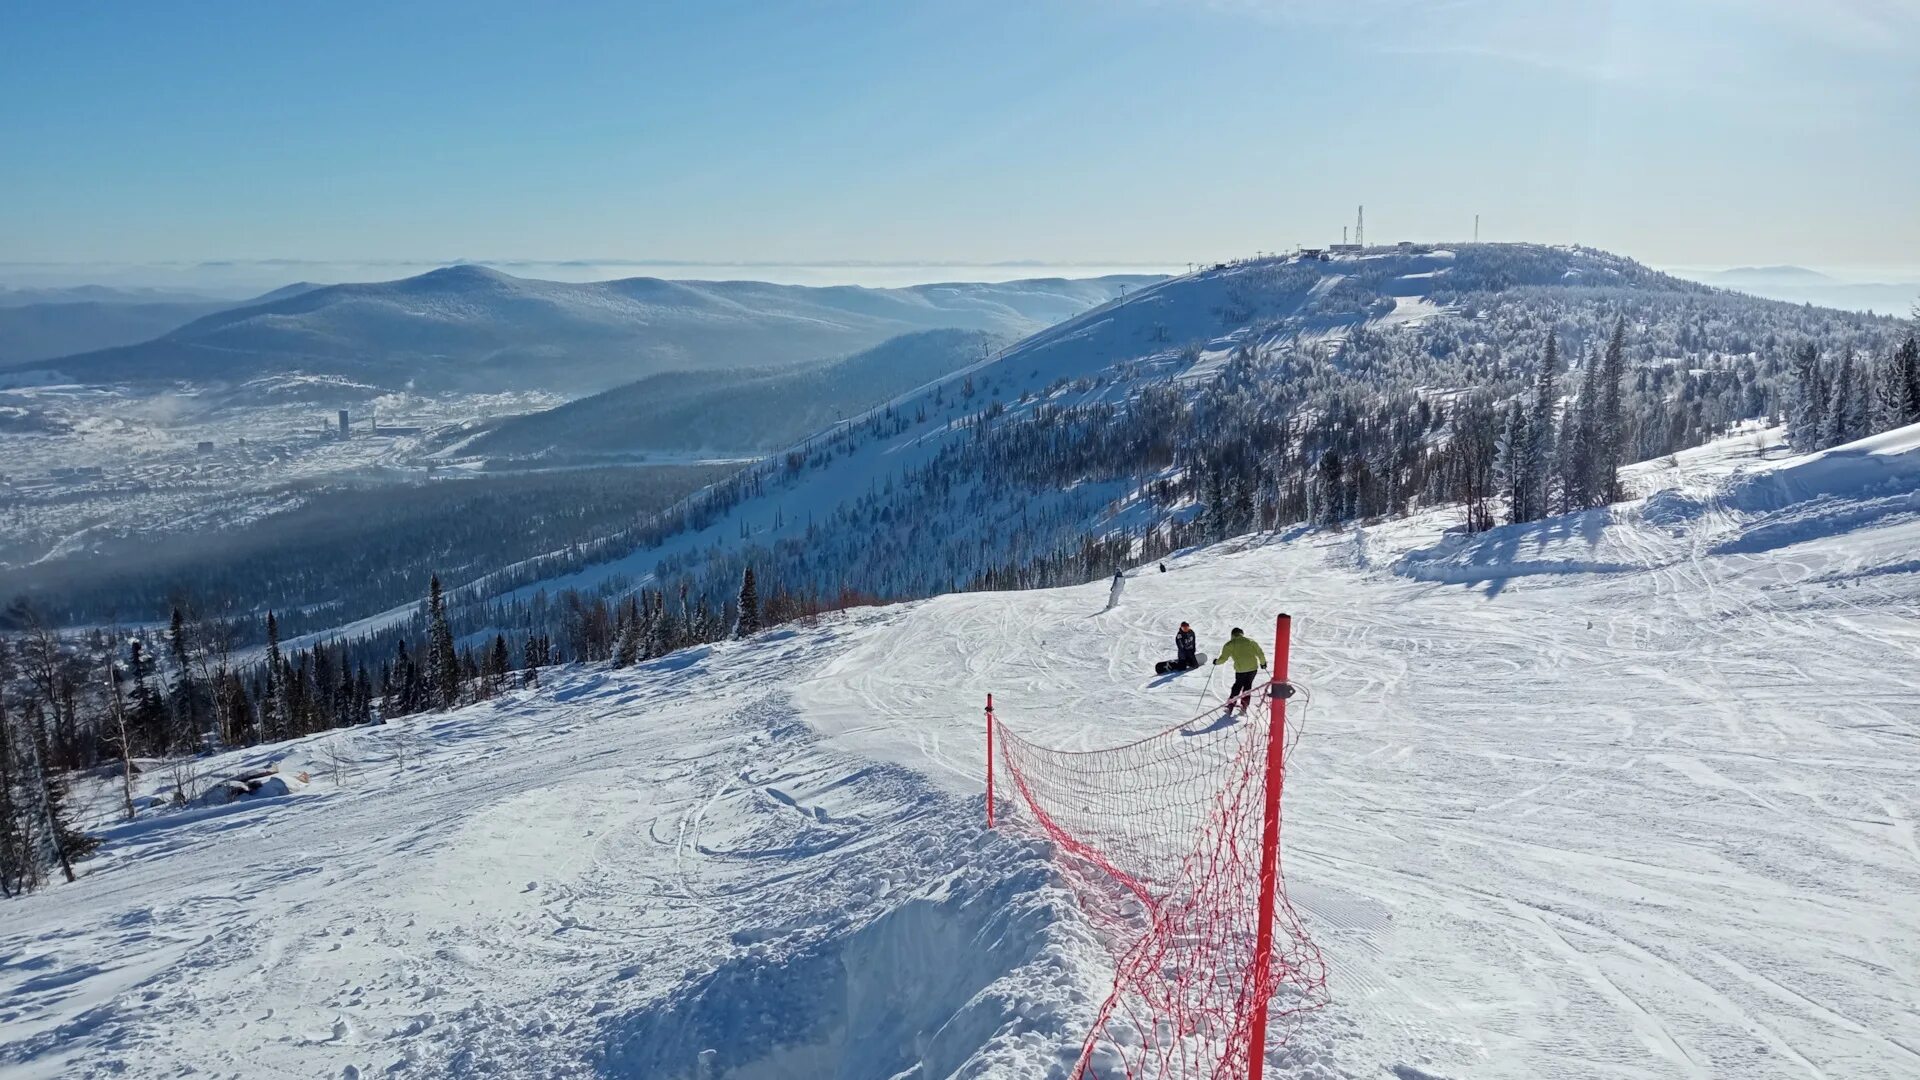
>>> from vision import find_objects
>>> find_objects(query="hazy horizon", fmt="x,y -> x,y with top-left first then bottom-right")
4,254 -> 1917,306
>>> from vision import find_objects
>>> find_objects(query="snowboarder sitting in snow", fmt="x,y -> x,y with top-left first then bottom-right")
1157,622 -> 1202,675
1213,627 -> 1268,716
1175,622 -> 1198,668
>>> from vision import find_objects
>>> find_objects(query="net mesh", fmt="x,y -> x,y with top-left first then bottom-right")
991,679 -> 1328,1079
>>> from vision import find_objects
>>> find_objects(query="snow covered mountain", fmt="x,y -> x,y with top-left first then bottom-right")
408,243 -> 1904,645
5,267 -> 1159,395
6,423 -> 1916,1078
17,243 -> 1904,649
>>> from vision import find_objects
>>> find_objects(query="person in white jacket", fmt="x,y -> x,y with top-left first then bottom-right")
1105,570 -> 1126,611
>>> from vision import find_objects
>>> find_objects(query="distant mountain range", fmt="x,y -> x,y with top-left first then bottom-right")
464,328 -> 1007,459
1702,265 -> 1836,284
1674,265 -> 1918,316
3,266 -> 1160,395
0,283 -> 334,366
0,285 -> 238,307
0,299 -> 232,366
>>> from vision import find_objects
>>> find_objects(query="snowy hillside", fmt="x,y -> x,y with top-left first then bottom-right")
7,267 -> 1157,395
5,426 -> 1917,1079
420,243 -> 1902,638
464,328 -> 1008,459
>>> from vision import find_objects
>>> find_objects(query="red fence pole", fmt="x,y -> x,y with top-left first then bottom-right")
985,693 -> 996,829
1245,613 -> 1292,1080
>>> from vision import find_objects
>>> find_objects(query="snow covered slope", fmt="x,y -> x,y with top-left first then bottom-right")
6,427 -> 1917,1079
454,245 -> 1733,610
464,328 -> 1007,459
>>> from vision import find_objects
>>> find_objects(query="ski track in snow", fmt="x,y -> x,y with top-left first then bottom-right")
3,428 -> 1919,1079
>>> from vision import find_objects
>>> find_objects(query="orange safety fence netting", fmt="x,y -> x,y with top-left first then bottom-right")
990,679 -> 1327,1079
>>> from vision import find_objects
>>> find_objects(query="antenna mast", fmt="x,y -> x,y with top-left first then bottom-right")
1474,214 -> 1480,243
1355,205 -> 1364,249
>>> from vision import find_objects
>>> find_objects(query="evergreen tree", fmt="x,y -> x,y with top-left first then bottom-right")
20,710 -> 92,885
1870,351 -> 1906,432
393,639 -> 420,716
652,591 -> 680,656
614,597 -> 643,667
1200,467 -> 1229,542
337,655 -> 357,728
488,635 -> 511,696
735,567 -> 761,638
1313,450 -> 1344,526
0,682 -> 27,898
1596,317 -> 1628,502
312,647 -> 335,731
1560,349 -> 1602,511
427,575 -> 459,711
165,608 -> 202,751
1786,343 -> 1827,450
125,639 -> 165,752
218,670 -> 253,745
522,635 -> 544,688
1449,396 -> 1499,533
1525,335 -> 1561,520
1494,397 -> 1531,524
459,648 -> 480,702
693,596 -> 713,643
1822,352 -> 1862,448
261,612 -> 287,742
1897,334 -> 1920,425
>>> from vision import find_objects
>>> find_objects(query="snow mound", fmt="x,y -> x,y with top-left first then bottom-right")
597,832 -> 1085,1080
192,768 -> 308,806
1710,422 -> 1920,557
1719,422 -> 1920,514
1391,509 -> 1651,593
1394,423 -> 1920,588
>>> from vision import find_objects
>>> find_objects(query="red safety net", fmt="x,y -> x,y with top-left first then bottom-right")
990,680 -> 1327,1079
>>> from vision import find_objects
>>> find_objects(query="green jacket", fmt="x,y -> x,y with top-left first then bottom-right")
1214,635 -> 1267,673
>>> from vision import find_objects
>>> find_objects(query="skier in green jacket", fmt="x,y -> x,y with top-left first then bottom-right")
1213,628 -> 1268,716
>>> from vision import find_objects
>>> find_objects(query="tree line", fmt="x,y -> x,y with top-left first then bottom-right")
1786,334 -> 1920,451
0,556 -> 847,896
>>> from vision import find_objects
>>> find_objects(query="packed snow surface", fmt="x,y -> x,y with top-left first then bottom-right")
4,427 -> 1918,1079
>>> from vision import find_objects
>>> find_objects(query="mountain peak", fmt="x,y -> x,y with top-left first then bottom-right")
405,264 -> 517,287
1708,265 -> 1835,284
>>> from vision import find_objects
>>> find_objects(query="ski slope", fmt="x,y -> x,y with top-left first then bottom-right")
4,426 -> 1918,1079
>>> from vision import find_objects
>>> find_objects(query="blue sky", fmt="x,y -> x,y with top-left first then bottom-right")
3,0 -> 1916,274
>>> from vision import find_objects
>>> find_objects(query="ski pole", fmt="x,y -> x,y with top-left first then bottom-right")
1196,664 -> 1216,712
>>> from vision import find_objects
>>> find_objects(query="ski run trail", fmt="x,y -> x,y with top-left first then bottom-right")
5,423 -> 1919,1080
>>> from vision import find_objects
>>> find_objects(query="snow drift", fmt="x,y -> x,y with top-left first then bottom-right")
598,838 -> 1081,1080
